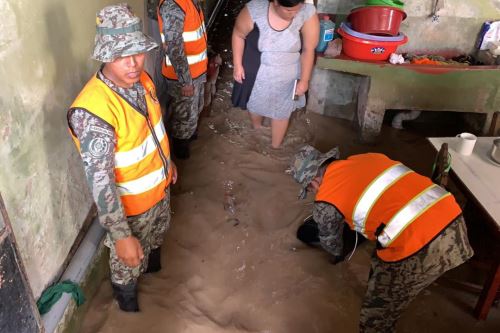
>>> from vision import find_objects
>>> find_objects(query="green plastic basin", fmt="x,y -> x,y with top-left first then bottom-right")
366,0 -> 405,9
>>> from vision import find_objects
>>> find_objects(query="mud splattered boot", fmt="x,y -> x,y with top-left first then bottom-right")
145,247 -> 161,273
111,282 -> 139,312
172,138 -> 190,160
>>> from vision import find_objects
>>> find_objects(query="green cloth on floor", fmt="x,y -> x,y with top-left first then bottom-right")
37,280 -> 85,315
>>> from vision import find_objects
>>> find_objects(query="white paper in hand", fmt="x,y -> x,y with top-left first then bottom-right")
292,79 -> 299,101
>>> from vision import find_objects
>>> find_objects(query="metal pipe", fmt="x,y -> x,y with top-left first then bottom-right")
392,110 -> 421,129
41,219 -> 105,333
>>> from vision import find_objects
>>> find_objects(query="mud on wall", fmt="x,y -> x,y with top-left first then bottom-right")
0,0 -> 145,299
318,0 -> 500,55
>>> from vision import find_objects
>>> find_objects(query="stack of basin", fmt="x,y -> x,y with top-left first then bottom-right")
338,1 -> 408,61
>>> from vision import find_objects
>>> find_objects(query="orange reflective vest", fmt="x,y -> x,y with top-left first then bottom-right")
315,153 -> 462,262
158,0 -> 208,80
69,72 -> 172,216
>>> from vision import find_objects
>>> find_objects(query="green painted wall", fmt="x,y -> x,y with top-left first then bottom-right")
0,0 -> 145,299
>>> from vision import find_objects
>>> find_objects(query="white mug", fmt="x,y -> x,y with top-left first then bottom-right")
455,133 -> 477,155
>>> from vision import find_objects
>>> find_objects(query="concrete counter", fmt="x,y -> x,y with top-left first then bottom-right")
315,56 -> 500,142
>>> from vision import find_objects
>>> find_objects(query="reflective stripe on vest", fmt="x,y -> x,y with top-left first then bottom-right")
377,184 -> 450,247
114,119 -> 167,168
160,22 -> 206,44
117,166 -> 167,196
165,49 -> 207,66
352,164 -> 412,236
68,72 -> 172,216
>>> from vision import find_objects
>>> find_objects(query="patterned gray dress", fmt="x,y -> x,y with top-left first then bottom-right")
246,0 -> 316,120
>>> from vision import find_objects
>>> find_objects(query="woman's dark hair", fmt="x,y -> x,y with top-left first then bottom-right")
269,0 -> 305,7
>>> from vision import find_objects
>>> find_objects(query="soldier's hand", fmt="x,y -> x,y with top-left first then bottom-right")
171,161 -> 178,184
115,236 -> 144,267
181,84 -> 195,97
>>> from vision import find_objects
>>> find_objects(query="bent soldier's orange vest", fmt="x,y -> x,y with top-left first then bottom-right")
69,72 -> 172,216
158,0 -> 208,80
316,153 -> 462,262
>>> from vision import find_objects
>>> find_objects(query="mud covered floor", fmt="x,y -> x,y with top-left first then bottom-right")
79,75 -> 500,333
78,2 -> 500,332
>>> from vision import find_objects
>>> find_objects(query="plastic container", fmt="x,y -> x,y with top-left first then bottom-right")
348,6 -> 406,36
316,15 -> 336,52
366,0 -> 405,9
338,23 -> 408,61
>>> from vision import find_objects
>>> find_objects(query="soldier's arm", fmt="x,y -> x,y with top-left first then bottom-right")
68,108 -> 131,242
159,0 -> 193,86
313,202 -> 344,257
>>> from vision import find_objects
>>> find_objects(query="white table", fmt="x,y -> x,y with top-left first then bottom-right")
428,136 -> 500,320
428,137 -> 500,230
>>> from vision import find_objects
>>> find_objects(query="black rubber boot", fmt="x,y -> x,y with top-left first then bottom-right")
296,216 -> 320,245
111,282 -> 139,312
172,138 -> 190,159
145,247 -> 161,273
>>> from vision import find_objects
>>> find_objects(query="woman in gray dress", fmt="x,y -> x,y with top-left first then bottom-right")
232,0 -> 319,148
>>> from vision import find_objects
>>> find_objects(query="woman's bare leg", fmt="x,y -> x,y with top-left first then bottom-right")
249,112 -> 263,129
271,118 -> 289,148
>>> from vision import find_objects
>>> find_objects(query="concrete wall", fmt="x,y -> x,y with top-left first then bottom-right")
310,0 -> 500,119
0,0 -> 145,299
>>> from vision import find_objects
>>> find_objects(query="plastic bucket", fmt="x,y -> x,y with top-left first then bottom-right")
348,6 -> 406,36
338,23 -> 408,61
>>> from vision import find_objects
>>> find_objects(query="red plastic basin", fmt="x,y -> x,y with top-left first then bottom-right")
338,26 -> 408,61
347,6 -> 406,36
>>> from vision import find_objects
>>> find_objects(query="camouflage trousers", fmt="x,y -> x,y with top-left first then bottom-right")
104,189 -> 171,285
359,216 -> 474,333
167,76 -> 206,140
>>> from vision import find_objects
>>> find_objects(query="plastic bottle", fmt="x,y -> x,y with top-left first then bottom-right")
316,15 -> 335,53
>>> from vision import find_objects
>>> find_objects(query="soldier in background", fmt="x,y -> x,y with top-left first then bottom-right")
291,146 -> 473,333
67,4 -> 177,312
157,0 -> 208,159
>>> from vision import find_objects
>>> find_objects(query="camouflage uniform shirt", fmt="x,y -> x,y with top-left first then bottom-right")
68,69 -> 148,242
159,0 -> 206,86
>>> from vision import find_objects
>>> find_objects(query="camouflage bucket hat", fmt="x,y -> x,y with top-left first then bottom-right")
92,3 -> 158,62
290,145 -> 340,200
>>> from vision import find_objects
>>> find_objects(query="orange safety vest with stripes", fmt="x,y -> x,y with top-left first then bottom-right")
69,72 -> 172,216
315,153 -> 462,262
157,0 -> 208,80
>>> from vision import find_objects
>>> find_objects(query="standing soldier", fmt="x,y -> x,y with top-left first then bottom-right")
67,4 -> 177,312
157,0 -> 208,159
291,146 -> 474,332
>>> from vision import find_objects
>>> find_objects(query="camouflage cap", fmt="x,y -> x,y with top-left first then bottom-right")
290,145 -> 340,200
92,3 -> 158,62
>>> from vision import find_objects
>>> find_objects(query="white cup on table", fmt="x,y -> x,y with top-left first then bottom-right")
455,132 -> 477,155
